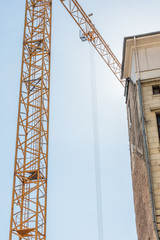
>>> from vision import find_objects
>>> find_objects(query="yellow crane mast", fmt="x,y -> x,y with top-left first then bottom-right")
60,0 -> 124,87
9,0 -> 52,239
9,0 -> 123,239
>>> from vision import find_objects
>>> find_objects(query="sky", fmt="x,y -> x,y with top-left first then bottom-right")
0,0 -> 160,239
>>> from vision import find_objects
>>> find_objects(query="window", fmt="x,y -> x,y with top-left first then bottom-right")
156,114 -> 160,141
153,85 -> 160,95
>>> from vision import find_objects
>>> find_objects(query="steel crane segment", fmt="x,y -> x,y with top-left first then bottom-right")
9,0 -> 52,239
60,0 -> 125,87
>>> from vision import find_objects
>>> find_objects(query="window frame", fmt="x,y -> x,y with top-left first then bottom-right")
152,85 -> 160,95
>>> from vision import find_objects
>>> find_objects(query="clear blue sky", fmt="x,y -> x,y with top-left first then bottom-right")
1,0 -> 160,239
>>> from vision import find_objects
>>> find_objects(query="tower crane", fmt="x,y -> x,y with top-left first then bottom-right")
9,1 -> 52,239
9,0 -> 123,239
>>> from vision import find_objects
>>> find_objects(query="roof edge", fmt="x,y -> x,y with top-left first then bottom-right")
121,31 -> 160,79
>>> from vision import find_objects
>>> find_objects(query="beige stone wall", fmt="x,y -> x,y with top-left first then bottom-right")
127,80 -> 157,240
141,79 -> 160,237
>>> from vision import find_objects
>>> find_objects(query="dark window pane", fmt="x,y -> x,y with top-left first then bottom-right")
153,85 -> 160,95
157,115 -> 160,124
156,114 -> 160,141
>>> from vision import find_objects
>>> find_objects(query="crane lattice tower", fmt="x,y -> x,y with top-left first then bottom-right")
9,0 -> 52,239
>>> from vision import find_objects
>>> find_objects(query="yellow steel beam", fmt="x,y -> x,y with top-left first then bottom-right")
9,0 -> 52,239
60,0 -> 124,87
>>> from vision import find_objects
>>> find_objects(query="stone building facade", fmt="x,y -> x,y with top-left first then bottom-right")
122,32 -> 160,239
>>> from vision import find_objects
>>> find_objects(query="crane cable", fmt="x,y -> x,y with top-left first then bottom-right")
89,43 -> 104,240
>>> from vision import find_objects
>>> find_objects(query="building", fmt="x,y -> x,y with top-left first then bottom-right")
122,32 -> 160,239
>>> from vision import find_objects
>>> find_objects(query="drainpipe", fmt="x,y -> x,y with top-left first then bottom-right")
134,37 -> 159,240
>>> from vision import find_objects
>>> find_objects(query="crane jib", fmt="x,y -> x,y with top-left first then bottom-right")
60,0 -> 125,87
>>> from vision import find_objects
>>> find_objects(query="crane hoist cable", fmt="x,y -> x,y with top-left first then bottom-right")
89,43 -> 104,240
